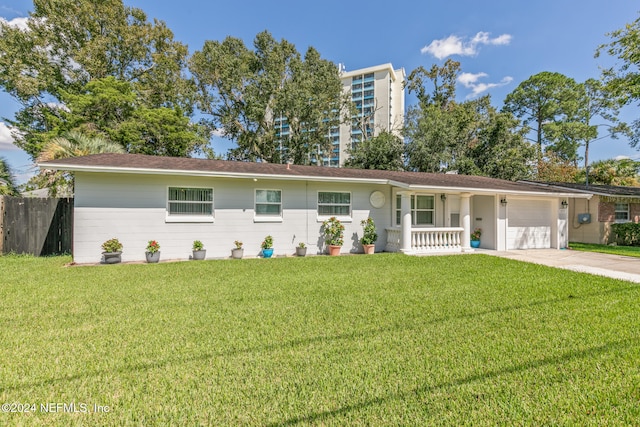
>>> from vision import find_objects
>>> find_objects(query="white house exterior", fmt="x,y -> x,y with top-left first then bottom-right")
40,154 -> 589,264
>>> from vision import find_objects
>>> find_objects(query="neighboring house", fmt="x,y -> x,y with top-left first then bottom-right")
39,153 -> 588,264
525,182 -> 640,244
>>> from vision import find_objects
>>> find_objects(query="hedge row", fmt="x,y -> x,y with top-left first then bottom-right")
611,222 -> 640,246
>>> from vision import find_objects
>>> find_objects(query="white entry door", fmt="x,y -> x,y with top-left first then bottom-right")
507,199 -> 552,249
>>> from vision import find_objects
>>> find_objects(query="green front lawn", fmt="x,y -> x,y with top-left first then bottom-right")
1,254 -> 638,426
569,241 -> 640,258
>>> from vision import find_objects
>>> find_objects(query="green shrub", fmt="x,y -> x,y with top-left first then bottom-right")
611,222 -> 640,246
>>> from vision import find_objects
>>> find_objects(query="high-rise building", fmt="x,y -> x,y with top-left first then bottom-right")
274,63 -> 405,166
336,63 -> 405,166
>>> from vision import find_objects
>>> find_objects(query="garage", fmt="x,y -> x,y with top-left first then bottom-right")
507,199 -> 552,249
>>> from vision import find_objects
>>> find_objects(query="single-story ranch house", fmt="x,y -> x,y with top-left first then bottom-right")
40,153 -> 589,264
524,182 -> 640,245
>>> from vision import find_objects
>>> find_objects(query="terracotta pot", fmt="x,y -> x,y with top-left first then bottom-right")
328,245 -> 341,256
363,244 -> 375,254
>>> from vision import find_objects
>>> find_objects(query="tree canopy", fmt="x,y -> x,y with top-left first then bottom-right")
0,0 -> 204,159
404,61 -> 535,181
344,131 -> 405,171
190,31 -> 347,164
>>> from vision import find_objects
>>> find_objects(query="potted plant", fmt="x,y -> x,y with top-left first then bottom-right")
470,228 -> 482,248
192,240 -> 206,260
322,216 -> 344,256
101,238 -> 123,264
261,235 -> 274,258
360,217 -> 377,254
145,240 -> 161,263
296,242 -> 307,257
231,240 -> 243,259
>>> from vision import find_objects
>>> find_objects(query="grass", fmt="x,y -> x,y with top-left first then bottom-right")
0,253 -> 639,426
569,241 -> 640,258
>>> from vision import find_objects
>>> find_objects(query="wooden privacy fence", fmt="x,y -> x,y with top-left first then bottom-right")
0,196 -> 73,256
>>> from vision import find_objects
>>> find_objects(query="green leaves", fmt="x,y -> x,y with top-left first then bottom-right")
345,131 -> 405,171
0,0 -> 200,160
190,31 -> 345,164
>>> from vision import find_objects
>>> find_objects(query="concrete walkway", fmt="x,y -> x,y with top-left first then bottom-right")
482,249 -> 640,283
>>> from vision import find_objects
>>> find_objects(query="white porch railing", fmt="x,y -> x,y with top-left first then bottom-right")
385,227 -> 464,253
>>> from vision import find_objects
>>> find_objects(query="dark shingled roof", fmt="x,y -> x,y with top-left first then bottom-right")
523,181 -> 640,197
40,153 -> 582,195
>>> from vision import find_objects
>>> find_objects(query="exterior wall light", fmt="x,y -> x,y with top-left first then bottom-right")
561,200 -> 568,208
500,198 -> 508,206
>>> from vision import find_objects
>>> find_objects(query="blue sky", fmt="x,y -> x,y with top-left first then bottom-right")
1,0 -> 639,183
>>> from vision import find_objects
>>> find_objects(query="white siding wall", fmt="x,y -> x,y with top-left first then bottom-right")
74,172 -> 392,264
472,195 -> 496,250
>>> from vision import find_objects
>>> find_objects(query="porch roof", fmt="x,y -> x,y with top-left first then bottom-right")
40,153 -> 588,198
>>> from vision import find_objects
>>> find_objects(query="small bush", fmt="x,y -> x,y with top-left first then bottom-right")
611,222 -> 640,246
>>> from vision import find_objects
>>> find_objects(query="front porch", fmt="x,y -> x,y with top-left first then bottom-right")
385,227 -> 466,253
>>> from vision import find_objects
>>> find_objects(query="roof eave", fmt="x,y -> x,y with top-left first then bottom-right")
38,163 -> 389,185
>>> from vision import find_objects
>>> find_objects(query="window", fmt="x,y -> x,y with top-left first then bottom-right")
167,187 -> 213,222
395,194 -> 435,226
318,192 -> 351,217
615,203 -> 629,221
255,189 -> 282,217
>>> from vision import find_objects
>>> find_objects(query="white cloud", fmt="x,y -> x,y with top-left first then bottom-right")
0,16 -> 29,30
0,122 -> 20,151
421,31 -> 512,59
458,73 -> 513,98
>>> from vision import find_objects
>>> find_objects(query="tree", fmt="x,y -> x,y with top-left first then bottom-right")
574,79 -> 630,185
536,151 -> 579,183
405,59 -> 460,109
503,72 -> 583,162
190,31 -> 347,164
0,0 -> 201,159
36,130 -> 125,196
0,157 -> 19,196
472,110 -> 536,181
597,13 -> 640,148
344,131 -> 405,170
577,158 -> 640,186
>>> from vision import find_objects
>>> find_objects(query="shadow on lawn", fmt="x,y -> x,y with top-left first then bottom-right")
269,337 -> 640,426
2,284 -> 638,395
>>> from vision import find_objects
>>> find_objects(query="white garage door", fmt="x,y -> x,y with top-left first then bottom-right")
507,199 -> 552,249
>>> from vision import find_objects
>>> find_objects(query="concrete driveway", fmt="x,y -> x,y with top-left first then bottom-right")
484,249 -> 640,283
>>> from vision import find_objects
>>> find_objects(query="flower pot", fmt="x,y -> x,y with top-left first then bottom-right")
262,248 -> 274,258
296,247 -> 307,257
328,245 -> 341,256
363,244 -> 375,255
192,249 -> 206,260
470,240 -> 480,248
103,251 -> 122,264
145,251 -> 161,263
231,248 -> 243,259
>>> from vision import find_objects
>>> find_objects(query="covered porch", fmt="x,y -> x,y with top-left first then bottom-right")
383,189 -> 576,254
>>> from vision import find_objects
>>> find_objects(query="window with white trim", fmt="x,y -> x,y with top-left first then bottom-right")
318,191 -> 351,216
395,194 -> 435,226
615,202 -> 629,221
167,187 -> 213,219
255,189 -> 282,217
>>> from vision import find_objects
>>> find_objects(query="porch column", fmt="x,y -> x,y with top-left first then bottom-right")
460,192 -> 472,252
399,191 -> 413,253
